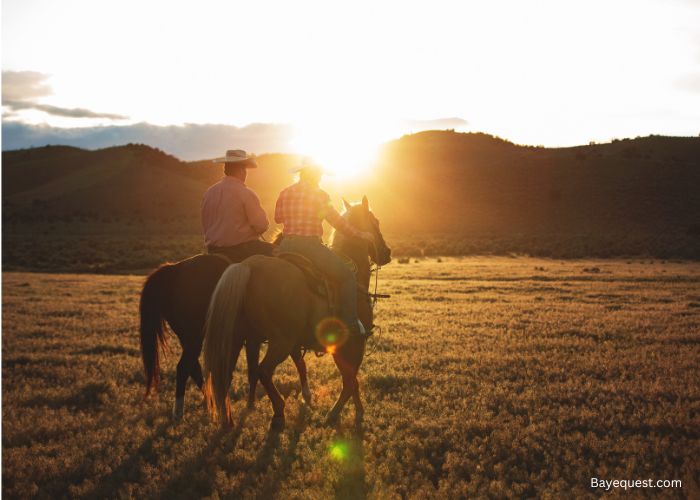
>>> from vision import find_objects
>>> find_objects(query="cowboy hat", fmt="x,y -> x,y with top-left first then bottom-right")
287,155 -> 336,176
213,149 -> 258,167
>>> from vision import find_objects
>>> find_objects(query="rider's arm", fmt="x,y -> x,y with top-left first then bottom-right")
244,189 -> 270,234
200,187 -> 216,244
318,191 -> 364,239
274,190 -> 286,225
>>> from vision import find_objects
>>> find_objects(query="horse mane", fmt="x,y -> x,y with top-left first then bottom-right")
327,204 -> 356,248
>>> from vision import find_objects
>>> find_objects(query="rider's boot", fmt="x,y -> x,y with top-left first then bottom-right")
348,319 -> 374,338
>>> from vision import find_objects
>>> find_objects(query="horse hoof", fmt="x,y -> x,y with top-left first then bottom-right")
302,393 -> 312,406
247,401 -> 256,411
270,416 -> 285,431
173,398 -> 184,420
355,411 -> 365,423
324,412 -> 340,427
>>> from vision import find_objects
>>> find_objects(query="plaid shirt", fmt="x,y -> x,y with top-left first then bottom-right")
274,180 -> 364,239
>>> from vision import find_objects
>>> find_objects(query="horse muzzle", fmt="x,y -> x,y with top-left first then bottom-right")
379,247 -> 392,266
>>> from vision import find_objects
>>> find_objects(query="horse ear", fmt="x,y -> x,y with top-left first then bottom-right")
342,198 -> 352,211
362,196 -> 369,210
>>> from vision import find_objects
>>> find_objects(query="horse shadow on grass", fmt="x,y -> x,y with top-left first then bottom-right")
80,417 -> 175,499
80,405 -> 249,499
252,405 -> 309,498
330,423 -> 369,500
156,411 -> 251,499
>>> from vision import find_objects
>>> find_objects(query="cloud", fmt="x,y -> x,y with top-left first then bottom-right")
2,71 -> 53,101
3,100 -> 129,119
1,121 -> 295,161
2,70 -> 129,120
400,117 -> 469,132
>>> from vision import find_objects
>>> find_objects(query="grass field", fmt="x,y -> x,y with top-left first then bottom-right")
2,258 -> 699,499
3,229 -> 699,275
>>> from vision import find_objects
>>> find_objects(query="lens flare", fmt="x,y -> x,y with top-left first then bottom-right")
329,441 -> 349,461
315,317 -> 348,351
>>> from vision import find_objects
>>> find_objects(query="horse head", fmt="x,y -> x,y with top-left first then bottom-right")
342,196 -> 392,266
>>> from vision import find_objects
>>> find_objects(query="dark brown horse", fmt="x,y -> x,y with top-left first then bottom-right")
139,253 -> 312,419
203,197 -> 391,428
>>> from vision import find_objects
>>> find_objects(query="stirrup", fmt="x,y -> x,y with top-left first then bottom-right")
348,322 -> 374,338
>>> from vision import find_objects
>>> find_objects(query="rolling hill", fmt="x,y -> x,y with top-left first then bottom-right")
4,132 -> 700,235
2,132 -> 700,271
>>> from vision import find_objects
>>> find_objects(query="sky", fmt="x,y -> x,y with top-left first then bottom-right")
2,0 -> 700,162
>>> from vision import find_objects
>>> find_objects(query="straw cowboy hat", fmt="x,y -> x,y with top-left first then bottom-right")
213,149 -> 257,167
287,155 -> 336,176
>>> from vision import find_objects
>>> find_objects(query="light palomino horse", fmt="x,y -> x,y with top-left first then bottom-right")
202,197 -> 391,428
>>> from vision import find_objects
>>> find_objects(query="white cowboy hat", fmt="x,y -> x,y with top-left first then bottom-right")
287,155 -> 336,176
213,149 -> 258,167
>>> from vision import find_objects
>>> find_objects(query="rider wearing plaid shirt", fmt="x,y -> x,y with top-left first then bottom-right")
275,181 -> 364,240
275,156 -> 374,337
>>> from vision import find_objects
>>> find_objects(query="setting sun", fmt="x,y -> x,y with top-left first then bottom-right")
291,117 -> 387,178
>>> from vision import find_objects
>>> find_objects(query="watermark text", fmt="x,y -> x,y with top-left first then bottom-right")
591,478 -> 681,491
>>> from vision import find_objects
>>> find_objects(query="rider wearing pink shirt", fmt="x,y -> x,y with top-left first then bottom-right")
201,150 -> 276,262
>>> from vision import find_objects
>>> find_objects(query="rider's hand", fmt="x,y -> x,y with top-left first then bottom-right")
361,232 -> 375,243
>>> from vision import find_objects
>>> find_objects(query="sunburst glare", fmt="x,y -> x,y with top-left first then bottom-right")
291,118 -> 388,179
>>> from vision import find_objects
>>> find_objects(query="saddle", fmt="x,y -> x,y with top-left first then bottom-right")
277,252 -> 342,317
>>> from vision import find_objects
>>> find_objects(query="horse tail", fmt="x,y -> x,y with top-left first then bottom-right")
139,263 -> 176,404
202,263 -> 251,426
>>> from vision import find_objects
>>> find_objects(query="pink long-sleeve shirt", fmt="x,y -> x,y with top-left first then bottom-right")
201,176 -> 269,247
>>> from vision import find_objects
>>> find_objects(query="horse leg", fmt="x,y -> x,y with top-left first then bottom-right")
191,358 -> 204,391
325,356 -> 358,425
352,376 -> 364,422
245,340 -> 261,410
174,344 -> 204,419
220,338 -> 245,427
290,347 -> 312,406
173,352 -> 189,419
189,358 -> 210,411
257,340 -> 295,429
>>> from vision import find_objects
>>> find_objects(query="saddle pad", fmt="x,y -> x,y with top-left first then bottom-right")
277,253 -> 355,353
277,253 -> 329,298
277,253 -> 343,319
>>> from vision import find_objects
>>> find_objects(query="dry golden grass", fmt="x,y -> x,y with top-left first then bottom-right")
2,258 -> 699,499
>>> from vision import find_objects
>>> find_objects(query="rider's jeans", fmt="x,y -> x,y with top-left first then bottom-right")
279,236 -> 359,329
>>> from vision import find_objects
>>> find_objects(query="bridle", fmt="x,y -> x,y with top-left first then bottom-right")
331,212 -> 386,265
